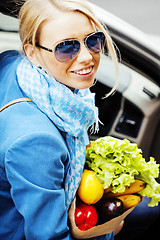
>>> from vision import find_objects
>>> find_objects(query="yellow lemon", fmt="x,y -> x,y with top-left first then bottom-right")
78,169 -> 104,204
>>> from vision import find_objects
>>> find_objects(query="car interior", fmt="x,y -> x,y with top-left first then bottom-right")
90,53 -> 160,167
87,19 -> 160,177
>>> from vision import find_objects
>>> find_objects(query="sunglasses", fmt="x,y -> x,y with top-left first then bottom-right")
36,31 -> 105,63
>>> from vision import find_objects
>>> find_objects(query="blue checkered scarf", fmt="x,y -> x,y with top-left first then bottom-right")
17,57 -> 99,209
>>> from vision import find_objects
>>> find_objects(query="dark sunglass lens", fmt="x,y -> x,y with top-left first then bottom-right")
55,40 -> 80,62
87,32 -> 105,53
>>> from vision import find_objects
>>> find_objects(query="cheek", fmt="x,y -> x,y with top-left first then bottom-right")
39,53 -> 65,78
37,51 -> 72,84
47,59 -> 70,82
94,54 -> 101,70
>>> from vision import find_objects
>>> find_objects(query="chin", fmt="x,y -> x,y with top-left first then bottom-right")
77,79 -> 95,90
65,77 -> 95,90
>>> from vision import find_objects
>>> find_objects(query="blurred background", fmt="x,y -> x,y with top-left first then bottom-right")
89,0 -> 160,44
0,0 -> 160,50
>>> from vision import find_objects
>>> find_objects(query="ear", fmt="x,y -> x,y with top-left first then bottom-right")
24,44 -> 39,66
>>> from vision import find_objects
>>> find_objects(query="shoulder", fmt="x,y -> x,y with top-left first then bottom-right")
0,50 -> 26,107
0,50 -> 21,61
0,50 -> 22,81
0,50 -> 22,88
0,101 -> 68,159
3,105 -> 69,189
0,50 -> 21,68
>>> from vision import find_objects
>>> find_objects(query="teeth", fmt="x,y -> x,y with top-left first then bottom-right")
75,67 -> 92,75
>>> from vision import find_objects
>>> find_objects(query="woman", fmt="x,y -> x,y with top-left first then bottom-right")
0,0 -> 120,239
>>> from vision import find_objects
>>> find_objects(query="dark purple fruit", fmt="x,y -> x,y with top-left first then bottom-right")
96,198 -> 124,224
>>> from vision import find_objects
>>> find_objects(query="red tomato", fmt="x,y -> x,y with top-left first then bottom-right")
75,200 -> 97,231
75,208 -> 85,226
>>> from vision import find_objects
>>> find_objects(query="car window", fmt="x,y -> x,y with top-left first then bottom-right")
0,13 -> 21,53
0,13 -> 19,32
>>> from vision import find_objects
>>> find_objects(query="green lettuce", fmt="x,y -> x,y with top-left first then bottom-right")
86,136 -> 160,207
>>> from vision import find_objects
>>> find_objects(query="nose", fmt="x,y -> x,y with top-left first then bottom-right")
76,42 -> 93,63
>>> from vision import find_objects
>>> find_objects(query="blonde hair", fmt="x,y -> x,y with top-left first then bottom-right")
19,0 -> 119,97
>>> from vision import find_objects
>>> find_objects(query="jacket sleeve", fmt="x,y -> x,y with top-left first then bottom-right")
5,131 -> 114,240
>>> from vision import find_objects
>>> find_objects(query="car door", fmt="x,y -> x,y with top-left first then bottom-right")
88,3 -> 160,166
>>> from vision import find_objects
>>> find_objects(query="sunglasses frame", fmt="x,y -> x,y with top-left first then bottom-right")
36,31 -> 105,63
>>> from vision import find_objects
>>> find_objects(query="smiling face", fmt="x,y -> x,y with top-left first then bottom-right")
27,10 -> 101,90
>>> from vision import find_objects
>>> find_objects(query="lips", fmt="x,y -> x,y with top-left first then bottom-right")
72,66 -> 93,76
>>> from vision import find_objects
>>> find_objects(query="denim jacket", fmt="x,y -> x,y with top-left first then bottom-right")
0,51 -> 113,240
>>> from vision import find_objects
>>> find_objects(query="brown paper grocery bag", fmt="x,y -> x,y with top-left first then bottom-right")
68,196 -> 140,239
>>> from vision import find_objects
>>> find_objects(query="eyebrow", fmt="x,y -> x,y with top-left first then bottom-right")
53,31 -> 96,46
